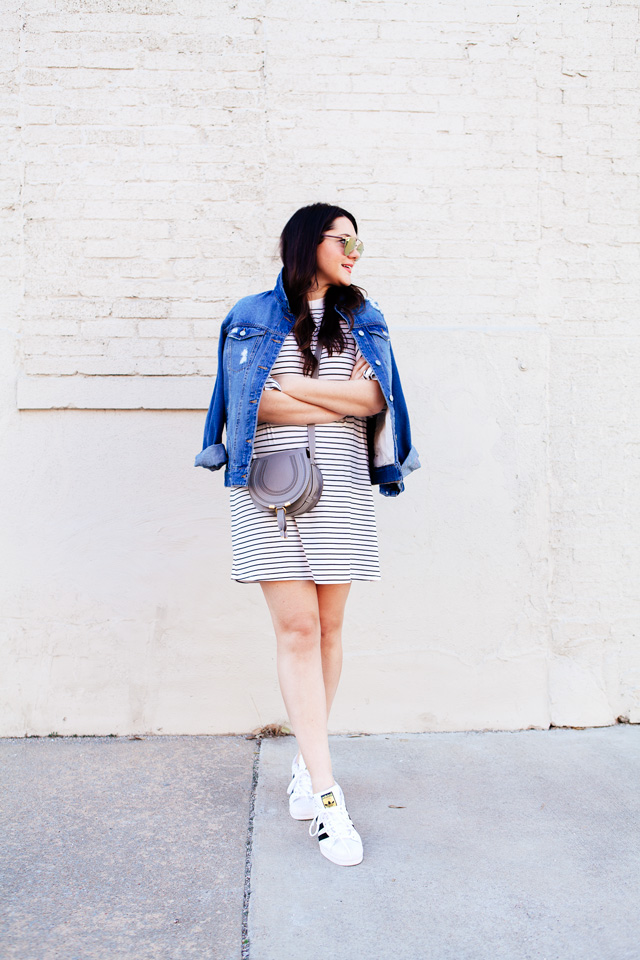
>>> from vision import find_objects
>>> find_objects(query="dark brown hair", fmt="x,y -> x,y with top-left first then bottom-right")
279,203 -> 366,375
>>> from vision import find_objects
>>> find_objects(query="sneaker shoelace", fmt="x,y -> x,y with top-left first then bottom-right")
287,766 -> 312,799
309,800 -> 359,841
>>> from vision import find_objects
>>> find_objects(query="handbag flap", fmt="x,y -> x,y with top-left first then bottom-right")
248,447 -> 312,509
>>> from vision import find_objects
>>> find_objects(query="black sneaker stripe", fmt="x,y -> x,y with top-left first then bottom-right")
315,819 -> 330,841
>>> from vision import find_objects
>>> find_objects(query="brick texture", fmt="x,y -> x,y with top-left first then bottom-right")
4,0 -> 636,390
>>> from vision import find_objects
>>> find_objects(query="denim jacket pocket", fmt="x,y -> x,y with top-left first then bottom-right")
365,326 -> 392,382
224,326 -> 266,374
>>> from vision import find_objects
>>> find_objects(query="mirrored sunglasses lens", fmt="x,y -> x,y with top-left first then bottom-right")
344,237 -> 364,256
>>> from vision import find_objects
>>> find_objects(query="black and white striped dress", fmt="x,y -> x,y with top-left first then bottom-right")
229,298 -> 381,583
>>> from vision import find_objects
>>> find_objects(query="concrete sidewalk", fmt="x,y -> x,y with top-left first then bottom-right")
1,727 -> 639,960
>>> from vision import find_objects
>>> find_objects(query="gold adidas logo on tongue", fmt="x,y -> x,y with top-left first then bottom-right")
321,791 -> 337,809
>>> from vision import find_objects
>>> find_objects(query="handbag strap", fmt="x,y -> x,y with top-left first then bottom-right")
307,339 -> 323,464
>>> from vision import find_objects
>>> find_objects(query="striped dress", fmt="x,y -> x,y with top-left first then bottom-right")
229,298 -> 381,583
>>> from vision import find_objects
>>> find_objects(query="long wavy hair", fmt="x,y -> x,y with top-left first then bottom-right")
279,203 -> 366,375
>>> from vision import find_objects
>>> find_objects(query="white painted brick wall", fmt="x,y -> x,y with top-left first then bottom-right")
2,1 -> 639,732
10,0 -> 625,393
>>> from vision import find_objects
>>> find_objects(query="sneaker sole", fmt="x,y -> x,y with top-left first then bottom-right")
318,845 -> 364,867
290,808 -> 315,821
289,798 -> 315,820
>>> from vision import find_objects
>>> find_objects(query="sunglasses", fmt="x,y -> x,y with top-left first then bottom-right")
321,234 -> 364,257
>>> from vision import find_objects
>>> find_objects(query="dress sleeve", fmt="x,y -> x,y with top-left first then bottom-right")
263,376 -> 282,392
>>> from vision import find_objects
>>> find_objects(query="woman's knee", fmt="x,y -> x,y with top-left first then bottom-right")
276,613 -> 320,656
319,627 -> 342,663
319,613 -> 344,644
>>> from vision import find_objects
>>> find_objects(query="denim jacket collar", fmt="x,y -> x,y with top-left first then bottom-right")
273,268 -> 292,314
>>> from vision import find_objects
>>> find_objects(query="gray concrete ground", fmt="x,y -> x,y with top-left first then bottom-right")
1,727 -> 639,960
0,736 -> 256,960
251,728 -> 640,960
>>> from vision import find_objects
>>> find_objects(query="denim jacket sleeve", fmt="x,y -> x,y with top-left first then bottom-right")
392,340 -> 420,477
376,338 -> 421,497
194,312 -> 231,471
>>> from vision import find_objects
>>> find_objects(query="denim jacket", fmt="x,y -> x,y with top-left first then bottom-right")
194,270 -> 420,496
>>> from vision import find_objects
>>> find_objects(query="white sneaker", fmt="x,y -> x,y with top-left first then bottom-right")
286,753 -> 315,820
309,782 -> 363,866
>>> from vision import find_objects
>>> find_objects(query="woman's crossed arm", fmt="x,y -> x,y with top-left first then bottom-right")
257,390 -> 342,425
272,364 -> 385,419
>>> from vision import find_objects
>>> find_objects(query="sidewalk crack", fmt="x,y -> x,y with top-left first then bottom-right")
241,736 -> 262,959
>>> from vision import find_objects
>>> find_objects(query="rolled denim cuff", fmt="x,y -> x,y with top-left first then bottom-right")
379,480 -> 404,497
400,445 -> 421,478
194,443 -> 228,470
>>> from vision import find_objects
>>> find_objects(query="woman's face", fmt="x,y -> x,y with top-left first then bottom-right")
314,216 -> 361,294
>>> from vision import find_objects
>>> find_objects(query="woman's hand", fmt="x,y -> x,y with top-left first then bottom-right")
350,356 -> 371,380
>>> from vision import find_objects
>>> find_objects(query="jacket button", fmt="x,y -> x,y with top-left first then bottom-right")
240,329 -> 246,336
375,360 -> 381,366
389,394 -> 394,401
358,330 -> 364,336
246,439 -> 252,443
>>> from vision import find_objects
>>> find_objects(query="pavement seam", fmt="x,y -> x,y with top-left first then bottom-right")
241,736 -> 262,959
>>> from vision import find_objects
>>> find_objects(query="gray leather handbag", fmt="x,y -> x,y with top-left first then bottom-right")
248,342 -> 324,539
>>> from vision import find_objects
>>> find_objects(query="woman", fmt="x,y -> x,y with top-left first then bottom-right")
196,203 -> 419,867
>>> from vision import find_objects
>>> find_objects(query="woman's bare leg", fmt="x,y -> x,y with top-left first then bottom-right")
283,582 -> 351,767
317,583 -> 351,721
260,580 -> 335,794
